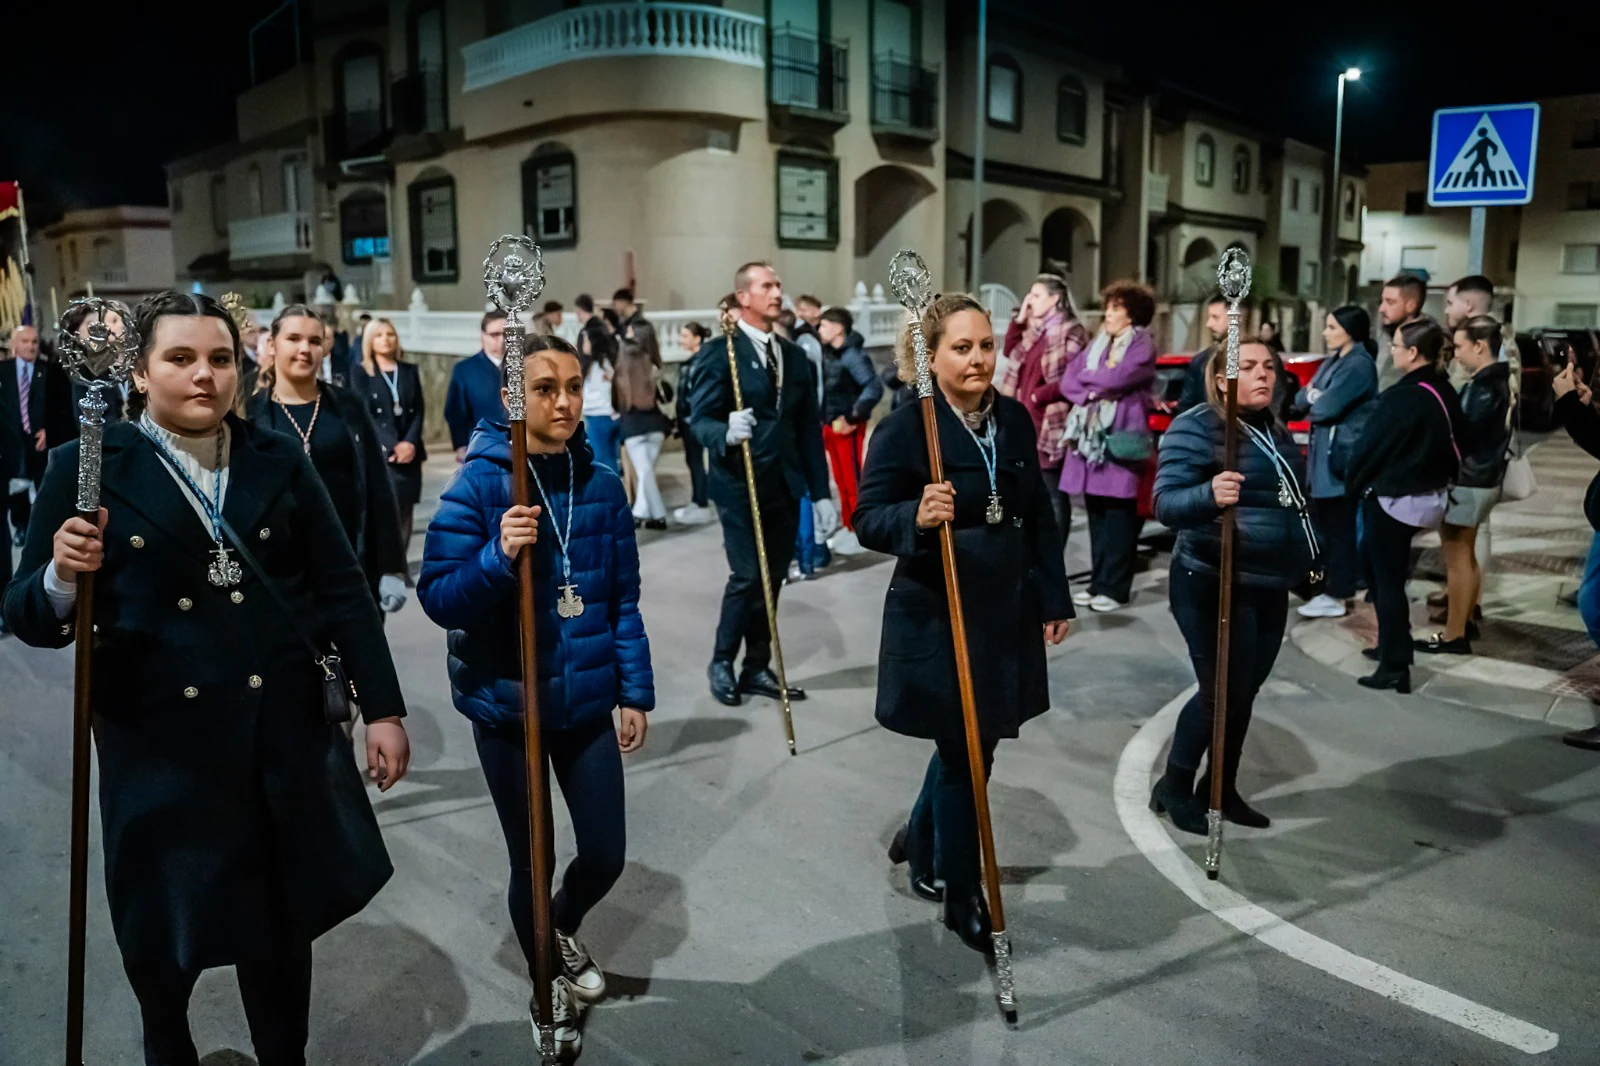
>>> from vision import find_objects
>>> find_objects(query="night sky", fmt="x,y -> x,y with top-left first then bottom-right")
0,1 -> 1589,224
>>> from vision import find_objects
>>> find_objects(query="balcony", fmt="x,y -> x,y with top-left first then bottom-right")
325,107 -> 390,164
462,3 -> 764,92
1145,171 -> 1170,215
229,212 -> 314,263
769,29 -> 848,129
871,57 -> 939,143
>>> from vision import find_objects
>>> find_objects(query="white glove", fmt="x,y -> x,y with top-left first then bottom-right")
726,408 -> 757,446
813,498 -> 840,538
378,574 -> 408,614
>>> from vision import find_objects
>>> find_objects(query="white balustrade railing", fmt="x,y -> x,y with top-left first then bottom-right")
463,2 -> 765,92
229,212 -> 313,262
979,283 -> 1017,326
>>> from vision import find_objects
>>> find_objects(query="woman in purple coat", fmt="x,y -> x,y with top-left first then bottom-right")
1059,281 -> 1158,612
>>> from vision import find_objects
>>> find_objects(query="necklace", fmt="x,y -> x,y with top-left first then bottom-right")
138,418 -> 242,588
526,447 -> 584,620
960,415 -> 1004,524
274,388 -> 322,454
1241,420 -> 1321,560
378,362 -> 403,417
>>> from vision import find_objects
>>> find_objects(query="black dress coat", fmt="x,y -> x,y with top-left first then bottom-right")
350,360 -> 427,508
1344,365 -> 1465,500
1,418 -> 404,970
246,384 -> 408,597
854,393 -> 1073,741
687,329 -> 831,508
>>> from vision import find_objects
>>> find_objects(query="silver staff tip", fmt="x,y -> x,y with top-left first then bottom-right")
1217,247 -> 1253,302
888,249 -> 933,313
55,297 -> 140,388
1204,808 -> 1224,872
483,234 -> 546,315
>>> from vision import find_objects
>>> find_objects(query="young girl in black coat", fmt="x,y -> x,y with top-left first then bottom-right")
853,294 -> 1072,955
1150,342 -> 1314,834
3,291 -> 410,1065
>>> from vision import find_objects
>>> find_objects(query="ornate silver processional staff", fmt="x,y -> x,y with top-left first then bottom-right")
484,236 -> 564,1065
53,297 -> 140,1066
888,249 -> 1018,1022
1205,247 -> 1253,881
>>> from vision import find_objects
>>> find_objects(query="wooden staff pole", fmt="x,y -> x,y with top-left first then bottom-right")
719,301 -> 797,756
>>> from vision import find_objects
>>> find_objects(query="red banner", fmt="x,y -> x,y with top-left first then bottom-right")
1,180 -> 30,331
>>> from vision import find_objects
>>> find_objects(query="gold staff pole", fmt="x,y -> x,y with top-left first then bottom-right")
888,251 -> 1016,1022
1205,248 -> 1253,882
717,299 -> 797,756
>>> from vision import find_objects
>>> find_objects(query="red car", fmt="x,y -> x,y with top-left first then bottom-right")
1136,351 -> 1326,517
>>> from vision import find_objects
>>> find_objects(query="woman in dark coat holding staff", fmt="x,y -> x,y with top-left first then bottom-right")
854,293 -> 1073,955
2,291 -> 410,1066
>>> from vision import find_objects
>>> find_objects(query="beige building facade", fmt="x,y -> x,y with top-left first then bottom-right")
31,207 -> 175,312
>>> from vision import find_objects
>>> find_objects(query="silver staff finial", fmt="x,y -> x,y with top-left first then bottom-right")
1216,248 -> 1253,382
888,249 -> 935,399
55,298 -> 140,387
483,235 -> 545,422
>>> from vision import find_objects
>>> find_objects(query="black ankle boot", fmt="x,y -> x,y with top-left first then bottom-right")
1358,667 -> 1411,694
942,890 -> 993,955
1194,764 -> 1272,829
1149,771 -> 1207,836
887,824 -> 944,903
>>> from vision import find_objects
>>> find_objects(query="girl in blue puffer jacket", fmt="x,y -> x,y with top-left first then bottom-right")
419,334 -> 654,1059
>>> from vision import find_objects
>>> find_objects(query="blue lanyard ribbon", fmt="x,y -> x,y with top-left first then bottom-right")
139,424 -> 227,544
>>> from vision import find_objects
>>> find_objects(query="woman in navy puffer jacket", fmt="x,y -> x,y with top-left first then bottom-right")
1149,341 -> 1313,839
419,334 -> 653,1055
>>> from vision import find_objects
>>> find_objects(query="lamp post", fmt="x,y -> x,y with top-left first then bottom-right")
1323,67 -> 1359,309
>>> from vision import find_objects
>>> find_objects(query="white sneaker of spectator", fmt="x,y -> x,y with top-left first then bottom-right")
673,502 -> 714,525
1296,593 -> 1348,618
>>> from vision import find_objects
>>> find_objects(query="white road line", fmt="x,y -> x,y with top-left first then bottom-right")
1114,686 -> 1560,1056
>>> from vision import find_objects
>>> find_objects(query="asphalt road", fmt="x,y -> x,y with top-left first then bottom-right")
2,458 -> 1597,1065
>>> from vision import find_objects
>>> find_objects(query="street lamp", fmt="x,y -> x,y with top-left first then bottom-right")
1323,67 -> 1361,308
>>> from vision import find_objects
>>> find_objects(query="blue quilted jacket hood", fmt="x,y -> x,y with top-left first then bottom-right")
418,419 -> 655,729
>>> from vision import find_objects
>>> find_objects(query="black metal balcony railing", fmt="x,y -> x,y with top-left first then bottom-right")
327,106 -> 389,161
393,68 -> 447,136
769,29 -> 848,118
872,56 -> 938,136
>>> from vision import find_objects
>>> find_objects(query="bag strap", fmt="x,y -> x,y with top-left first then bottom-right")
144,441 -> 334,673
1417,381 -> 1463,466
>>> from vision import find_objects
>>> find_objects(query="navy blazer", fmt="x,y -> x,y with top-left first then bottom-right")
687,328 -> 830,506
444,351 -> 505,451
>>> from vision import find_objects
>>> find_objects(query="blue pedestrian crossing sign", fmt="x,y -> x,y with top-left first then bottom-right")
1428,103 -> 1540,207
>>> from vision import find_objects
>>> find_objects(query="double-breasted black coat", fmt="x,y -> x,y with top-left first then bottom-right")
350,360 -> 427,508
1,417 -> 405,970
854,392 -> 1073,741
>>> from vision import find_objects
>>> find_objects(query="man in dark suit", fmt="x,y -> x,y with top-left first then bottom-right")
690,261 -> 836,705
444,310 -> 509,462
3,325 -> 67,626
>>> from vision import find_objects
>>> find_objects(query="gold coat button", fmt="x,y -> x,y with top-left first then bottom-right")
129,535 -> 145,548
178,598 -> 193,611
230,591 -> 244,604
183,686 -> 199,699
258,527 -> 271,540
248,675 -> 263,689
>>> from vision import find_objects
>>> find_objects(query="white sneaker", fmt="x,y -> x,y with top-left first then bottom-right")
1072,590 -> 1094,606
828,528 -> 867,556
530,975 -> 582,1061
673,502 -> 713,525
1088,595 -> 1122,613
1297,593 -> 1348,619
558,930 -> 607,1006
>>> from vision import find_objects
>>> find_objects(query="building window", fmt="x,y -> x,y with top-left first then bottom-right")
1279,246 -> 1300,292
246,163 -> 264,217
68,240 -> 79,274
775,148 -> 839,249
1056,76 -> 1087,145
340,190 -> 389,265
1555,304 -> 1599,328
1572,118 -> 1600,149
1508,239 -> 1519,271
1304,261 -> 1320,294
1343,182 -> 1357,220
987,55 -> 1021,130
1289,177 -> 1301,211
408,172 -> 458,283
1400,245 -> 1437,276
522,147 -> 577,248
1232,146 -> 1251,193
210,175 -> 227,237
336,43 -> 387,157
1310,183 -> 1320,214
1567,181 -> 1600,210
411,1 -> 448,133
1403,190 -> 1425,215
1194,134 -> 1215,187
1563,243 -> 1600,274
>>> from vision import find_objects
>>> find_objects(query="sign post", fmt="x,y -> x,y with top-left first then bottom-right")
1428,103 -> 1540,277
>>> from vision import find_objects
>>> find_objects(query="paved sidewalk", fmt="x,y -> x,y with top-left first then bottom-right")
1290,434 -> 1600,729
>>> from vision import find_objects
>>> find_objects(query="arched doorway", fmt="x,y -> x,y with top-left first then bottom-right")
1178,237 -> 1219,300
854,165 -> 937,284
966,198 -> 1032,296
1039,206 -> 1096,310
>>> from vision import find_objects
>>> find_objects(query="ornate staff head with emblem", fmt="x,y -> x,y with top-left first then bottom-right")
55,297 -> 141,514
218,291 -> 256,338
1215,248 -> 1253,380
888,249 -> 935,399
482,235 -> 545,421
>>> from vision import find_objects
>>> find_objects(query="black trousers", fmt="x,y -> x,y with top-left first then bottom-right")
1361,496 -> 1422,669
1084,493 -> 1140,602
680,420 -> 709,507
1313,494 -> 1360,599
1042,467 -> 1072,553
905,735 -> 999,894
121,946 -> 313,1066
0,495 -> 15,598
713,485 -> 799,669
474,715 -> 626,960
1166,564 -> 1289,782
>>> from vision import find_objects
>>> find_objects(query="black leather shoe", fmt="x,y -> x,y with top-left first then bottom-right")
1149,776 -> 1208,836
643,518 -> 667,531
1414,632 -> 1472,655
1192,771 -> 1272,829
1358,668 -> 1411,694
738,667 -> 807,701
707,661 -> 742,706
1362,646 -> 1380,661
887,824 -> 944,902
942,890 -> 993,955
1561,725 -> 1600,751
